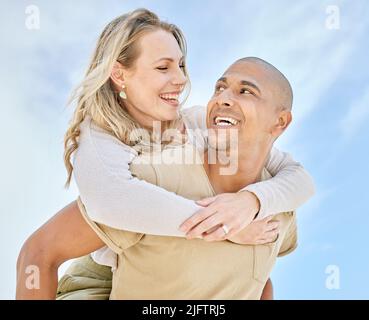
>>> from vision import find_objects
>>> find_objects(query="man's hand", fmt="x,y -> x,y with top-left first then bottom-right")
179,191 -> 260,241
227,216 -> 280,245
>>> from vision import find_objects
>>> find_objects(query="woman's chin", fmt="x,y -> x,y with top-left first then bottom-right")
160,109 -> 180,121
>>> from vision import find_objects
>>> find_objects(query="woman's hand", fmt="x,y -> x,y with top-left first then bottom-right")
179,191 -> 261,241
227,216 -> 280,245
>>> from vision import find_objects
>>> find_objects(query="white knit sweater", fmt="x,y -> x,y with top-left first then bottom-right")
73,105 -> 315,267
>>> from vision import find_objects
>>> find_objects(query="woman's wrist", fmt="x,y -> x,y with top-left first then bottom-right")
239,190 -> 260,220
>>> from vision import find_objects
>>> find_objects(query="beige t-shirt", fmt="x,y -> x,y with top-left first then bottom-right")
78,142 -> 297,299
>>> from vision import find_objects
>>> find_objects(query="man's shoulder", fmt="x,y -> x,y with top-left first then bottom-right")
277,211 -> 298,257
181,105 -> 206,130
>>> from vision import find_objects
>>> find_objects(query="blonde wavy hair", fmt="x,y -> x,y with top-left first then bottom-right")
64,8 -> 190,187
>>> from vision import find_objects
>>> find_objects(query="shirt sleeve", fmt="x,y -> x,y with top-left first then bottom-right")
77,198 -> 142,253
242,147 -> 315,219
73,117 -> 201,238
277,212 -> 298,257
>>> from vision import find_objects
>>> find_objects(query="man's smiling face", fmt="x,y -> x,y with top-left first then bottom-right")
206,58 -> 293,152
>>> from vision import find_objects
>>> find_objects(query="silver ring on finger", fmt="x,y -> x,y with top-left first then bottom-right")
221,224 -> 230,235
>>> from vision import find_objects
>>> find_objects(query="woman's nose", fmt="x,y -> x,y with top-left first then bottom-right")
171,67 -> 187,87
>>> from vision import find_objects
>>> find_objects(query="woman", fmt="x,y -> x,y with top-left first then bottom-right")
16,8 -> 314,299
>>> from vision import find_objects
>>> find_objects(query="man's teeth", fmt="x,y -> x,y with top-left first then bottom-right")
214,116 -> 239,126
160,93 -> 179,100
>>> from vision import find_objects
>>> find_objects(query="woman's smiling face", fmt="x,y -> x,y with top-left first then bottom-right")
116,29 -> 188,128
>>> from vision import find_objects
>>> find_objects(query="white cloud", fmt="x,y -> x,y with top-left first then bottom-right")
340,86 -> 369,141
1,0 -> 368,299
0,0 -> 173,299
184,1 -> 368,149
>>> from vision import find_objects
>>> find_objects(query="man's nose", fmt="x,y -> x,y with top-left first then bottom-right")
217,89 -> 234,107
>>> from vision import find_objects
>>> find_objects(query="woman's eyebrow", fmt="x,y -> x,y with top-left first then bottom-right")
153,57 -> 184,64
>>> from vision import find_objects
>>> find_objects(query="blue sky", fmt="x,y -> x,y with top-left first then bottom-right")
1,0 -> 368,299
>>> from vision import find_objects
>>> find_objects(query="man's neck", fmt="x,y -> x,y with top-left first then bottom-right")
204,143 -> 272,194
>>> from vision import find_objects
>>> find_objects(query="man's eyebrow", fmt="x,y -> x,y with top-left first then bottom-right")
240,80 -> 261,94
153,57 -> 184,64
217,77 -> 228,83
216,77 -> 261,94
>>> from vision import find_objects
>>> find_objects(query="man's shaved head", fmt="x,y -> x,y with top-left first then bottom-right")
234,57 -> 293,111
206,56 -> 294,154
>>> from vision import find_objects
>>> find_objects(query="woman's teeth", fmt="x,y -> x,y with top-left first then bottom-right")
159,93 -> 179,101
214,116 -> 239,126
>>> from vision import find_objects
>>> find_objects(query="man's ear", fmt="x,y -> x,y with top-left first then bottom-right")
110,61 -> 126,88
271,110 -> 292,138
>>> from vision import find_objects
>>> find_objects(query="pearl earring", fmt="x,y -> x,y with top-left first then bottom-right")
119,84 -> 127,99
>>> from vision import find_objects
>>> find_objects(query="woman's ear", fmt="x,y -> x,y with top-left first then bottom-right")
271,110 -> 292,138
110,61 -> 125,88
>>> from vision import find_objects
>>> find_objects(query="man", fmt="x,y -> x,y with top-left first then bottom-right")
17,57 -> 300,299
